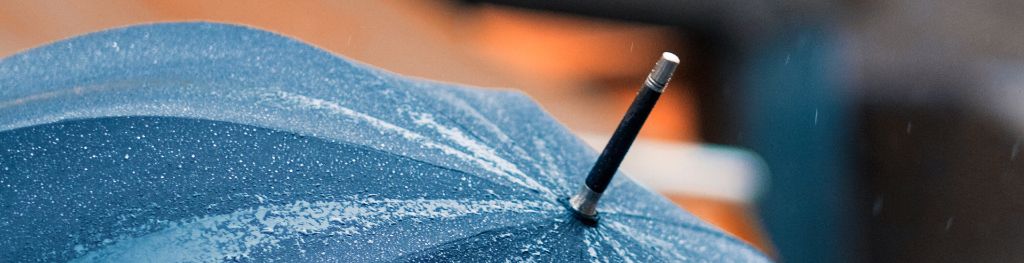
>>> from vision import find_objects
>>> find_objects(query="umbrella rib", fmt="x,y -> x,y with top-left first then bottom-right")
431,114 -> 568,192
399,109 -> 556,199
268,90 -> 555,197
393,85 -> 569,196
401,109 -> 552,193
321,135 -> 545,198
421,90 -> 571,192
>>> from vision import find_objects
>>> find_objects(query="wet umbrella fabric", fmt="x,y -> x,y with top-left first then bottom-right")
0,23 -> 769,262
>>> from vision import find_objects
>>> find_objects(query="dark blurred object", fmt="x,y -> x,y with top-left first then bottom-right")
860,102 -> 1024,262
847,0 -> 1024,262
733,28 -> 863,263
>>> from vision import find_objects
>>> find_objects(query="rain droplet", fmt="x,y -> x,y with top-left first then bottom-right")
1012,140 -> 1020,160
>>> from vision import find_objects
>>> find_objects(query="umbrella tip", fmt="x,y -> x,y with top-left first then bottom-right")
569,52 -> 679,226
661,51 -> 680,63
646,52 -> 680,92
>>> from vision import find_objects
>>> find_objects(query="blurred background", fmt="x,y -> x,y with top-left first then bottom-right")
3,0 -> 1023,262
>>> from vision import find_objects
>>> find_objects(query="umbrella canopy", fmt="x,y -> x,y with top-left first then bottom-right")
0,23 -> 769,262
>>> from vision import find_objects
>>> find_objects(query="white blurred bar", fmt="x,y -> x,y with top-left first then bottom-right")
579,134 -> 768,204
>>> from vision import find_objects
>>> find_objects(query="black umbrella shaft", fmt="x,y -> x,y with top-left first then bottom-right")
585,87 -> 661,193
570,52 -> 677,223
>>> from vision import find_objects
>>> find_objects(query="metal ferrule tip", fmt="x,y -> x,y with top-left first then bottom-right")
644,52 -> 680,92
570,184 -> 603,219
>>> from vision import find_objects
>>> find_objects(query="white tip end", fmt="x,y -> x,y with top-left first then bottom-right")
646,52 -> 679,91
661,52 -> 680,64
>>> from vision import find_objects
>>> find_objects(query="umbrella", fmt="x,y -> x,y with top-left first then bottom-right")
0,23 -> 769,262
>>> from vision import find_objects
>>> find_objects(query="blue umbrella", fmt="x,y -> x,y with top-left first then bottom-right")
0,23 -> 768,262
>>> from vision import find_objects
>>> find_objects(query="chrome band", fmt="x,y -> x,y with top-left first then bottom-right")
644,76 -> 668,92
570,185 -> 603,218
645,52 -> 679,92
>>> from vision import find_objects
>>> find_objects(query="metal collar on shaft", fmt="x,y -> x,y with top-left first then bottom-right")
644,52 -> 679,92
569,184 -> 602,221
